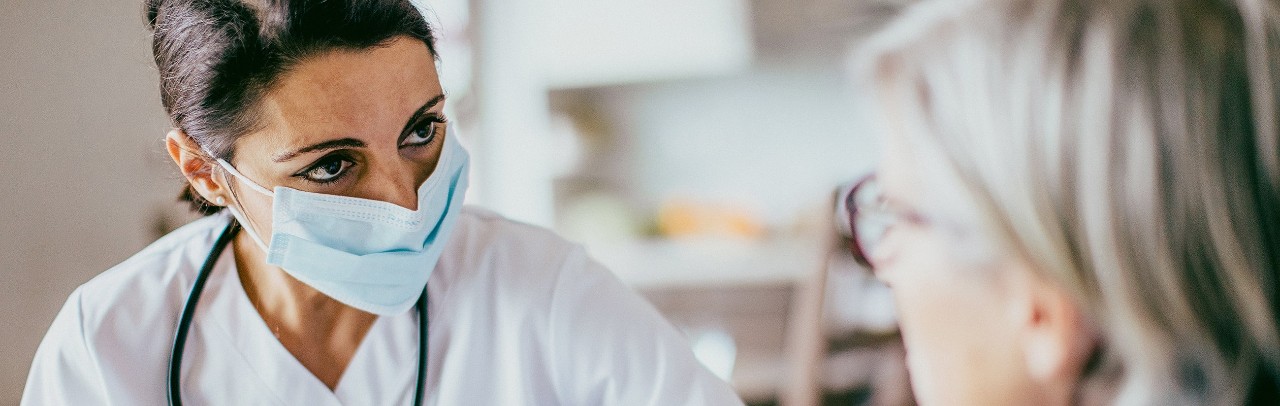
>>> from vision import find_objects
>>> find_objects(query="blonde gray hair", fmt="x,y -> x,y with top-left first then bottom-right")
861,0 -> 1280,403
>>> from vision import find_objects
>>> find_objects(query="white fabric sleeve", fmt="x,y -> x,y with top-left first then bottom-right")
21,288 -> 110,405
547,248 -> 745,406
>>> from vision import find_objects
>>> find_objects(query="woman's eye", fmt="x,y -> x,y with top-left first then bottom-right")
301,158 -> 354,183
400,121 -> 442,147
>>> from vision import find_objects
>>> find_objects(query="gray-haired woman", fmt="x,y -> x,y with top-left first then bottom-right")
846,0 -> 1280,404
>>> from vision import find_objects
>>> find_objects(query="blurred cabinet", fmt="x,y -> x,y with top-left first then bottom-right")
595,237 -> 823,402
460,0 -> 918,402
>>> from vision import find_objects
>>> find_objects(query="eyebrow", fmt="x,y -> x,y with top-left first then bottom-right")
271,138 -> 367,162
271,94 -> 446,163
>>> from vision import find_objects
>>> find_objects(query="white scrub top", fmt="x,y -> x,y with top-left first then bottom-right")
22,208 -> 743,405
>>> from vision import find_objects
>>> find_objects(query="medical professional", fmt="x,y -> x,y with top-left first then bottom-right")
21,1 -> 743,404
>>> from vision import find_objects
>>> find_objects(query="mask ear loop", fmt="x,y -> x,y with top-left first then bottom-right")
212,158 -> 275,197
209,158 -> 273,254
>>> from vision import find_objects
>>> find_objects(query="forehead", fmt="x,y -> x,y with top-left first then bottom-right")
879,102 -> 982,223
248,36 -> 441,149
879,100 -> 928,205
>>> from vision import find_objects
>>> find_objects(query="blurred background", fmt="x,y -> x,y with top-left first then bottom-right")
0,0 -> 914,404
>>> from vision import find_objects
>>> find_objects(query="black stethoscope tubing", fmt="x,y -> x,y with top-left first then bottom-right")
167,219 -> 428,405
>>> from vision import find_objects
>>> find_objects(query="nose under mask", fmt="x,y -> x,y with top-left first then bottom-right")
207,127 -> 470,316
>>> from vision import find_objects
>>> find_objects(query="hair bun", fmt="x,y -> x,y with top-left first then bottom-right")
144,0 -> 164,31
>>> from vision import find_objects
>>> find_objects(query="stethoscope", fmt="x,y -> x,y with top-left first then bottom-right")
167,220 -> 429,406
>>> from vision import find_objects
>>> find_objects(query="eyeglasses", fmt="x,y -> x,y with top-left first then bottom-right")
841,173 -> 931,269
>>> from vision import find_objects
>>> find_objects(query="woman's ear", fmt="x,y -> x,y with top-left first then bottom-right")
1017,270 -> 1096,386
166,129 -> 228,205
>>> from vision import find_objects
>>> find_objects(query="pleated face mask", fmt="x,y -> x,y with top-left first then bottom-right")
211,126 -> 470,316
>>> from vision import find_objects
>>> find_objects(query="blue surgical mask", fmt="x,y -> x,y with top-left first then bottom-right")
211,127 -> 469,316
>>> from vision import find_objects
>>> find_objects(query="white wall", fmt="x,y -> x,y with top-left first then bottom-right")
595,63 -> 880,227
0,1 -> 178,402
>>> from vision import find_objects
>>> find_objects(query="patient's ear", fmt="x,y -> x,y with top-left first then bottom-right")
1013,266 -> 1096,385
166,129 -> 228,204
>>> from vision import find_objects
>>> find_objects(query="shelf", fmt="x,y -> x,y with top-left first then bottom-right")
585,236 -> 826,290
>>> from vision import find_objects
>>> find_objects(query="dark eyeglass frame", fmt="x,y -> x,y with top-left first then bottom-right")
843,173 -> 930,270
844,175 -> 875,268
